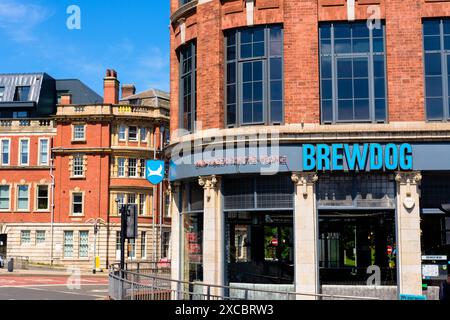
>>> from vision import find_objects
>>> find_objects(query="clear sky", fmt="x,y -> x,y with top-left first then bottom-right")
0,0 -> 170,96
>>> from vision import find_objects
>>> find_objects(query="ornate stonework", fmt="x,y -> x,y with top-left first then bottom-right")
291,172 -> 319,186
395,171 -> 422,185
198,175 -> 219,202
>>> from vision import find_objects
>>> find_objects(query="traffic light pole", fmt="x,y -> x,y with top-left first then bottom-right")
120,205 -> 126,275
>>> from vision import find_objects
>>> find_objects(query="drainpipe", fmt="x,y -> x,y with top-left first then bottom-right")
50,147 -> 55,266
153,126 -> 157,261
159,126 -> 164,258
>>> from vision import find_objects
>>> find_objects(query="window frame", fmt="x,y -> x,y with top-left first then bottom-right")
20,230 -> 31,245
18,138 -> 30,166
36,230 -> 46,244
16,184 -> 30,212
13,86 -> 31,102
36,185 -> 50,211
117,157 -> 126,177
128,126 -> 138,142
140,127 -> 147,143
71,191 -> 84,217
423,18 -> 450,122
63,230 -> 74,258
79,231 -> 89,258
179,41 -> 197,134
140,231 -> 147,259
118,125 -> 127,141
225,25 -> 285,127
0,185 -> 11,211
72,154 -> 85,178
319,21 -> 388,124
72,124 -> 86,142
128,158 -> 137,178
1,139 -> 10,166
38,138 -> 50,166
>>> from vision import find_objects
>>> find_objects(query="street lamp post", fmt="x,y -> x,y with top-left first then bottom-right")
85,218 -> 105,274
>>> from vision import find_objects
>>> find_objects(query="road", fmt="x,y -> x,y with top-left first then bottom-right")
0,275 -> 109,300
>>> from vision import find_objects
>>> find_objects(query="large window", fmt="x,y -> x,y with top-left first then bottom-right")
79,231 -> 89,258
225,25 -> 284,127
63,231 -> 74,258
128,158 -> 137,177
423,19 -> 450,121
0,186 -> 10,210
13,86 -> 30,102
179,41 -> 196,133
320,22 -> 387,123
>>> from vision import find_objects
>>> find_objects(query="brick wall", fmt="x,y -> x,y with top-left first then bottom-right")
170,0 -> 450,134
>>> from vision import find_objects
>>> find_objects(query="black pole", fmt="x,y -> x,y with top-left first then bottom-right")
120,205 -> 126,277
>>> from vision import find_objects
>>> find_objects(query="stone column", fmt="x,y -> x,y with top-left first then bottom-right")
291,172 -> 319,300
169,182 -> 183,299
198,175 -> 224,297
395,171 -> 423,297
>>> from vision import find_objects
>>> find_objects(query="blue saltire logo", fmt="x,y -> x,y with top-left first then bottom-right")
146,160 -> 165,185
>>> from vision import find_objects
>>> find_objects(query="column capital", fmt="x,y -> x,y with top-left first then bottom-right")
199,175 -> 220,202
395,171 -> 422,185
291,172 -> 318,186
168,181 -> 181,194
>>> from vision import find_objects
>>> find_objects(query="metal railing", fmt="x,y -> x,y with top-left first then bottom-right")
108,263 -> 381,301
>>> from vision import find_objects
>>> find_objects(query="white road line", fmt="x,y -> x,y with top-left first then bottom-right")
0,283 -> 108,288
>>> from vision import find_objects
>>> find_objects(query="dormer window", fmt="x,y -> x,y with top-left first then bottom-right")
13,86 -> 31,102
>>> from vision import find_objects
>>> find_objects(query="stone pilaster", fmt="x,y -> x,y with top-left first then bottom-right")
169,182 -> 182,298
395,171 -> 423,297
198,175 -> 224,297
291,172 -> 319,300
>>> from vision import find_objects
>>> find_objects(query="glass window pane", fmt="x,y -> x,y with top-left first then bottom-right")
227,45 -> 236,61
227,85 -> 236,104
270,80 -> 282,101
375,99 -> 386,121
227,104 -> 236,126
374,78 -> 386,98
425,54 -> 442,76
338,79 -> 353,99
353,59 -> 368,78
241,44 -> 252,58
354,99 -> 370,120
243,63 -> 252,82
321,80 -> 332,100
270,27 -> 282,42
352,23 -> 370,38
335,38 -> 351,54
320,39 -> 331,55
423,20 -> 441,36
227,63 -> 236,84
338,100 -> 353,121
253,42 -> 265,57
374,56 -> 385,78
320,24 -> 331,39
243,103 -> 252,123
424,36 -> 441,51
445,36 -> 450,50
321,57 -> 332,78
271,101 -> 283,123
241,29 -> 252,43
334,23 -> 351,38
426,97 -> 444,120
354,79 -> 369,99
253,102 -> 263,122
253,82 -> 263,101
426,76 -> 443,97
337,59 -> 352,78
270,40 -> 282,56
373,37 -> 384,53
253,28 -> 264,42
322,100 -> 333,122
353,38 -> 370,53
270,58 -> 282,80
243,83 -> 252,103
253,61 -> 262,81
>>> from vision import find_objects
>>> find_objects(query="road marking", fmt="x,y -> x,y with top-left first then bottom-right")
20,286 -> 107,298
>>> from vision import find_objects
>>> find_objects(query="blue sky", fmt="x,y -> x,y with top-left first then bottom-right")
0,0 -> 170,96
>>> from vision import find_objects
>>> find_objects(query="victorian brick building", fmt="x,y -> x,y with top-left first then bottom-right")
167,0 -> 450,300
0,70 -> 170,270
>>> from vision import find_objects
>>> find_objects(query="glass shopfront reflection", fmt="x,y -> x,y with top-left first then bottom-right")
225,211 -> 294,284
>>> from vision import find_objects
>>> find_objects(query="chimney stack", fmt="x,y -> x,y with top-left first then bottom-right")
59,93 -> 72,105
122,84 -> 136,99
104,69 -> 120,104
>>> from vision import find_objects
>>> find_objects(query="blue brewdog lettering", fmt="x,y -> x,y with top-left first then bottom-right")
303,143 -> 413,171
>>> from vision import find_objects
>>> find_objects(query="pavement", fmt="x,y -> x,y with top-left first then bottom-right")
0,267 -> 110,300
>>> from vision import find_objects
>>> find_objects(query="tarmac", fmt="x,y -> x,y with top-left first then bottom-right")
0,265 -> 108,277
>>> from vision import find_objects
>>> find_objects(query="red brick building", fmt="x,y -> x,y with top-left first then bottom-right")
168,0 -> 450,300
0,71 -> 170,270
